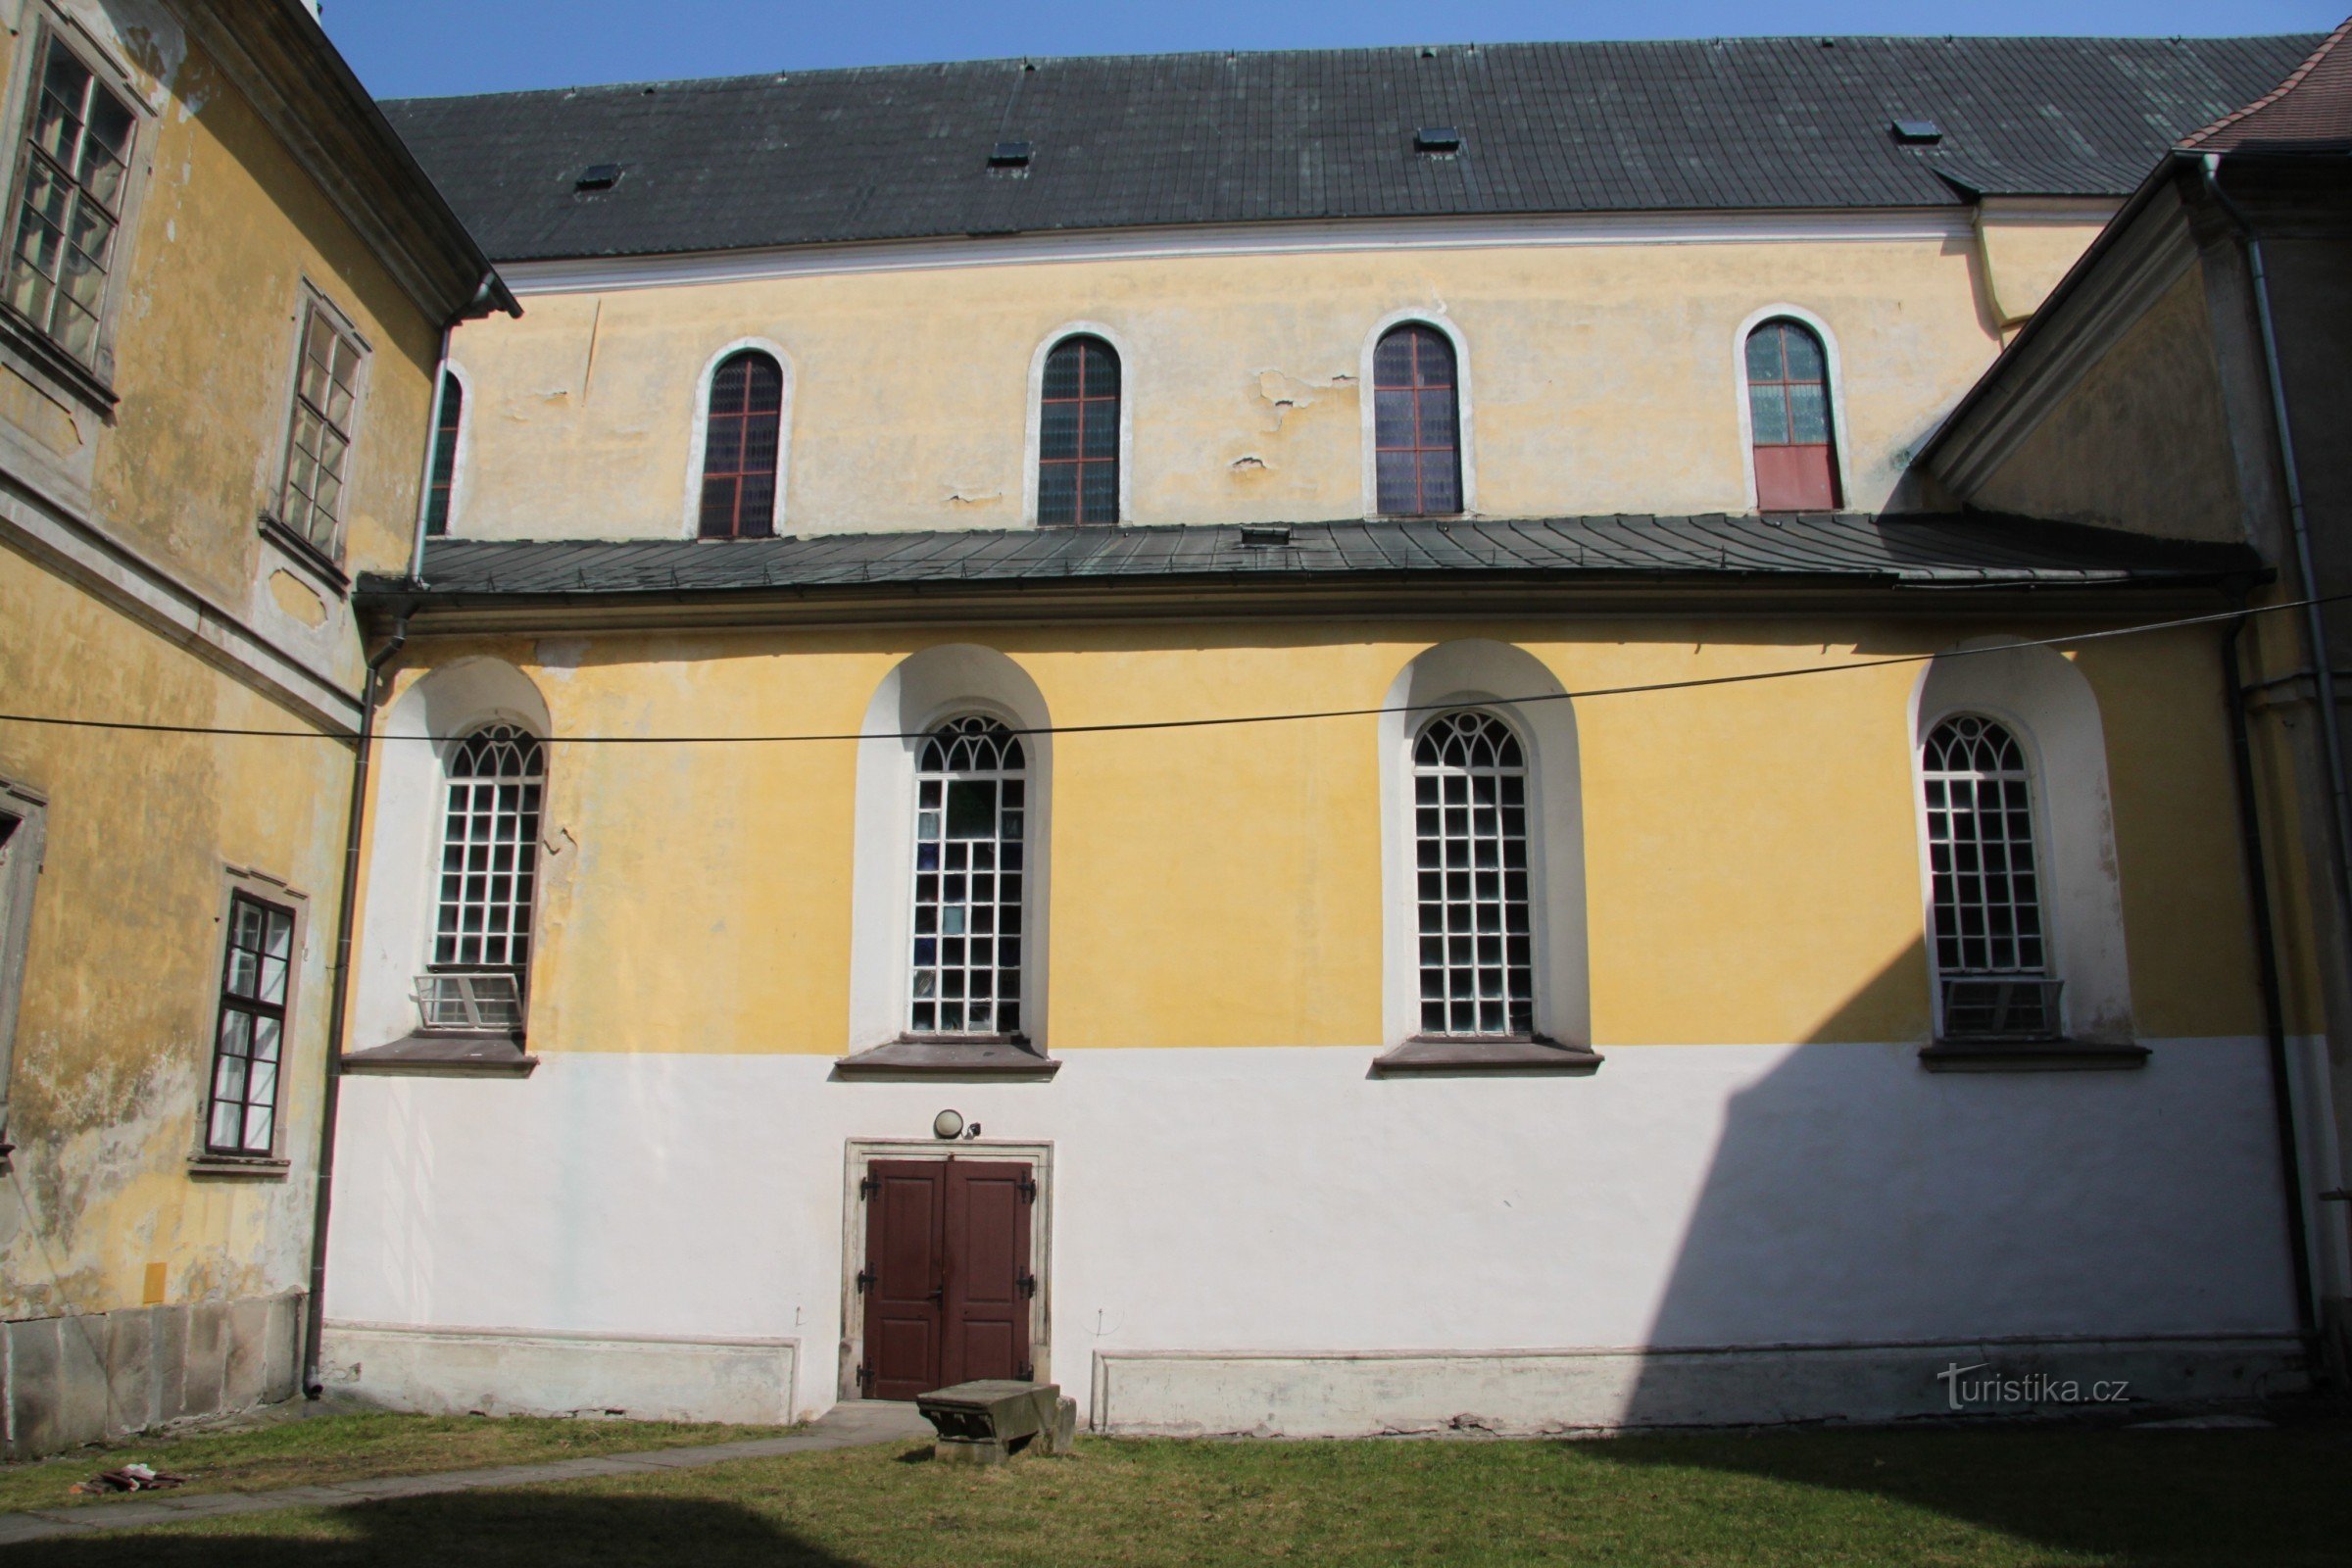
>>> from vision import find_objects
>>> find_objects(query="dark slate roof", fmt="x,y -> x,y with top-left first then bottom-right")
382,35 -> 2318,262
363,516 -> 2258,602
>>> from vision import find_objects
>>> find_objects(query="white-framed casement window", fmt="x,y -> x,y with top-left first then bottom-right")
205,890 -> 295,1156
909,715 -> 1028,1037
1920,712 -> 2059,1040
3,26 -> 136,370
418,722 -> 542,1032
1411,710 -> 1536,1037
276,292 -> 369,561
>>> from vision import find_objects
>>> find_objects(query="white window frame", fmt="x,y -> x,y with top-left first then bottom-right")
681,336 -> 793,538
1358,308 -> 1476,519
1022,320 -> 1134,527
906,714 -> 1032,1038
1731,303 -> 1852,514
273,285 -> 372,564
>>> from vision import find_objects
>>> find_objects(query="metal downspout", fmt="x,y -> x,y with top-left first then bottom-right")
301,612 -> 407,1397
2225,613 -> 2322,1351
2201,154 -> 2352,959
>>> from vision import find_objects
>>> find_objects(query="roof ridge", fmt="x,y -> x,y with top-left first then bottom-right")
2180,15 -> 2352,148
382,32 -> 2318,111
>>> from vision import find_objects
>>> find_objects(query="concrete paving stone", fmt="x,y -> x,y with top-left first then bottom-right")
0,1513 -> 94,1543
44,1502 -> 190,1532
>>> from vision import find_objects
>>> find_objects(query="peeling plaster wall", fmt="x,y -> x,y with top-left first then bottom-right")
440,231 -> 2052,538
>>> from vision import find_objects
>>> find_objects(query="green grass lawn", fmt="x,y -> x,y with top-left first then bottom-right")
8,1418 -> 2349,1566
0,1410 -> 795,1514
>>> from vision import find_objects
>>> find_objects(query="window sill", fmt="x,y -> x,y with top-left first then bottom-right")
187,1153 -> 290,1180
0,304 -> 118,416
257,514 -> 351,596
1373,1036 -> 1604,1076
1918,1039 -> 2149,1073
342,1030 -> 537,1078
834,1036 -> 1059,1081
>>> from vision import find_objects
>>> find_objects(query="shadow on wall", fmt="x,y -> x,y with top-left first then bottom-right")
1618,934 -> 2301,1432
6,1494 -> 859,1568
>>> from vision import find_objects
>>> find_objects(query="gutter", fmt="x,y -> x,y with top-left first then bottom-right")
301,609 -> 410,1397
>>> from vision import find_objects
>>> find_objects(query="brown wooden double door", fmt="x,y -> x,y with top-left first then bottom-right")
858,1158 -> 1035,1400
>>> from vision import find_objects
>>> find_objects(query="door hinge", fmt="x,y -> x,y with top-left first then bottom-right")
1017,1271 -> 1037,1298
857,1363 -> 873,1394
858,1173 -> 880,1200
1017,1361 -> 1034,1382
856,1267 -> 875,1294
1016,1175 -> 1037,1201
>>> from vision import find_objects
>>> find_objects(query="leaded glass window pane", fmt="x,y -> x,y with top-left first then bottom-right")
1922,714 -> 2047,979
1037,335 -> 1118,525
433,725 -> 545,973
698,351 -> 784,538
1373,324 -> 1461,517
1412,710 -> 1533,1037
909,716 -> 1026,1035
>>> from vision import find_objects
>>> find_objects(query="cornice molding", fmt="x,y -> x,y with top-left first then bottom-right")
0,474 -> 362,733
1929,189 -> 2200,498
170,0 -> 491,323
495,208 -> 1981,296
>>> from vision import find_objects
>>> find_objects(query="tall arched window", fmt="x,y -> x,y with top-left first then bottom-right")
433,723 -> 544,996
1412,710 -> 1533,1037
698,350 -> 784,538
423,369 -> 463,537
1374,323 -> 1461,516
1745,318 -> 1839,512
1921,714 -> 2055,1039
910,716 -> 1026,1036
1037,335 -> 1119,526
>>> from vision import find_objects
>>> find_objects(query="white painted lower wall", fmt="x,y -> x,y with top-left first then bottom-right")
318,1324 -> 798,1424
324,1040 -> 2306,1432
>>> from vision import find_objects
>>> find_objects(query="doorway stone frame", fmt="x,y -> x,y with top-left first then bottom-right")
838,1138 -> 1055,1402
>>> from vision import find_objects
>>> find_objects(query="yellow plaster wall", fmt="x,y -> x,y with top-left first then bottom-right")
1975,209 -> 2115,330
1972,267 -> 2244,542
374,616 -> 2263,1060
84,29 -> 440,612
445,234 -> 2012,538
0,550 -> 350,1321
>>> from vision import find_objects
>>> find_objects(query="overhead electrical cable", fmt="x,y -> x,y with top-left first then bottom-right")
0,592 -> 2326,746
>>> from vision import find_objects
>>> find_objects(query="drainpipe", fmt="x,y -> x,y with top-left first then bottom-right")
2200,154 -> 2352,958
2224,612 -> 2322,1353
302,611 -> 408,1397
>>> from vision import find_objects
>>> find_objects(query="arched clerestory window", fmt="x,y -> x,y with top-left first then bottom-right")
910,716 -> 1027,1036
421,723 -> 544,1031
698,350 -> 784,538
423,369 -> 463,537
1412,710 -> 1533,1037
1745,318 -> 1840,512
1037,335 -> 1119,526
1920,713 -> 2055,1040
1374,323 -> 1461,516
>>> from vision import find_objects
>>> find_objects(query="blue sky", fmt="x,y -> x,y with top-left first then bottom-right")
327,0 -> 2343,100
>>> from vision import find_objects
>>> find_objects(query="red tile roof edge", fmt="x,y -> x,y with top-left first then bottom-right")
2181,15 -> 2352,150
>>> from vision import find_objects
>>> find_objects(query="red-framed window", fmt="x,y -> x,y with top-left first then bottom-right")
1745,319 -> 1840,512
1037,335 -> 1119,526
698,350 -> 783,538
1373,324 -> 1461,516
423,370 -> 462,537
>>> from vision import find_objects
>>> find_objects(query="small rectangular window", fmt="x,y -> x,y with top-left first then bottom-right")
423,370 -> 462,537
3,35 -> 134,365
279,299 -> 367,557
207,893 -> 294,1155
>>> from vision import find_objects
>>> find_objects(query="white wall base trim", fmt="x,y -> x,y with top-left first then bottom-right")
1091,1336 -> 2308,1437
319,1322 -> 801,1424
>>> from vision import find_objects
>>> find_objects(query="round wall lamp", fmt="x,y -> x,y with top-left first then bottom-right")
932,1109 -> 964,1140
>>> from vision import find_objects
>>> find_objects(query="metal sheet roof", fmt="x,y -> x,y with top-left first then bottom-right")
365,515 -> 2258,603
381,35 -> 2317,262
